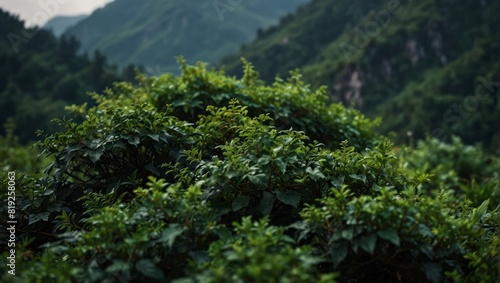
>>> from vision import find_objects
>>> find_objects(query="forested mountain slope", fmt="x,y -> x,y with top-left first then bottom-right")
0,10 -> 133,143
222,0 -> 500,152
64,0 -> 309,74
44,15 -> 87,37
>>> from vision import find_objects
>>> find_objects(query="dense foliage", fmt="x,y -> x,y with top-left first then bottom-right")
222,0 -> 500,151
0,10 -> 135,143
0,61 -> 498,282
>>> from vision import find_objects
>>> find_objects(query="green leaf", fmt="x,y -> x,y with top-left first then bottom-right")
275,190 -> 300,207
274,158 -> 287,174
128,136 -> 140,146
341,229 -> 354,241
421,262 -> 442,283
147,134 -> 159,142
29,212 -> 51,225
349,174 -> 367,183
418,224 -> 435,238
136,259 -> 165,280
114,140 -> 126,150
232,194 -> 251,212
377,228 -> 400,246
159,132 -> 173,143
332,175 -> 345,189
272,144 -> 283,154
418,243 -> 434,259
106,260 -> 131,273
145,163 -> 161,176
257,155 -> 270,166
306,167 -> 325,181
160,223 -> 186,249
88,148 -> 104,163
247,173 -> 267,187
256,191 -> 276,215
359,234 -> 377,254
471,199 -> 490,223
330,242 -> 348,267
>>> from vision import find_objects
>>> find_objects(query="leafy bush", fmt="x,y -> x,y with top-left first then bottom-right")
398,136 -> 500,208
148,58 -> 381,150
187,216 -> 337,283
298,186 -> 497,282
189,104 -> 409,227
0,61 -> 498,283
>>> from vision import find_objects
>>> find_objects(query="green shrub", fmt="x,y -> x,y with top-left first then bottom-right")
186,216 -> 337,283
398,136 -> 500,208
187,103 -> 410,227
1,61 -> 498,283
145,58 -> 381,150
298,186 -> 498,282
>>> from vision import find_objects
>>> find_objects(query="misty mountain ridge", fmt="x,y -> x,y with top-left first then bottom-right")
44,15 -> 87,37
64,0 -> 309,74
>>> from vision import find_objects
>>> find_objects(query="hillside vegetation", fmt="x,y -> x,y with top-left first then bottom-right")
0,60 -> 498,282
0,2 -> 498,282
222,0 -> 500,151
44,15 -> 87,37
64,0 -> 308,74
0,10 -> 134,143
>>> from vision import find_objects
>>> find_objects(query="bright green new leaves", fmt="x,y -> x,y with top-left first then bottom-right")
189,101 -> 411,227
151,58 -> 380,150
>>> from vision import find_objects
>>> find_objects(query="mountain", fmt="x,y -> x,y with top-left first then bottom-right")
64,0 -> 309,74
0,9 -> 133,143
44,15 -> 87,37
222,0 -> 500,152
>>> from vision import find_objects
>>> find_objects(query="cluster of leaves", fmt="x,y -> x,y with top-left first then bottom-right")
398,136 -> 500,208
150,58 -> 381,150
188,216 -> 337,283
0,61 -> 498,282
172,99 -> 405,231
299,187 -> 498,282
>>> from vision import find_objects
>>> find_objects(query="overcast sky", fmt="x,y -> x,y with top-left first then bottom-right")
0,0 -> 114,26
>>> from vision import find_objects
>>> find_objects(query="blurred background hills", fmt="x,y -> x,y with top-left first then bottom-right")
63,0 -> 309,74
0,0 -> 498,151
44,15 -> 88,37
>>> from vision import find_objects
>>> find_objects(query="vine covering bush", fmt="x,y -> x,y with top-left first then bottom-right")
0,59 -> 498,282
